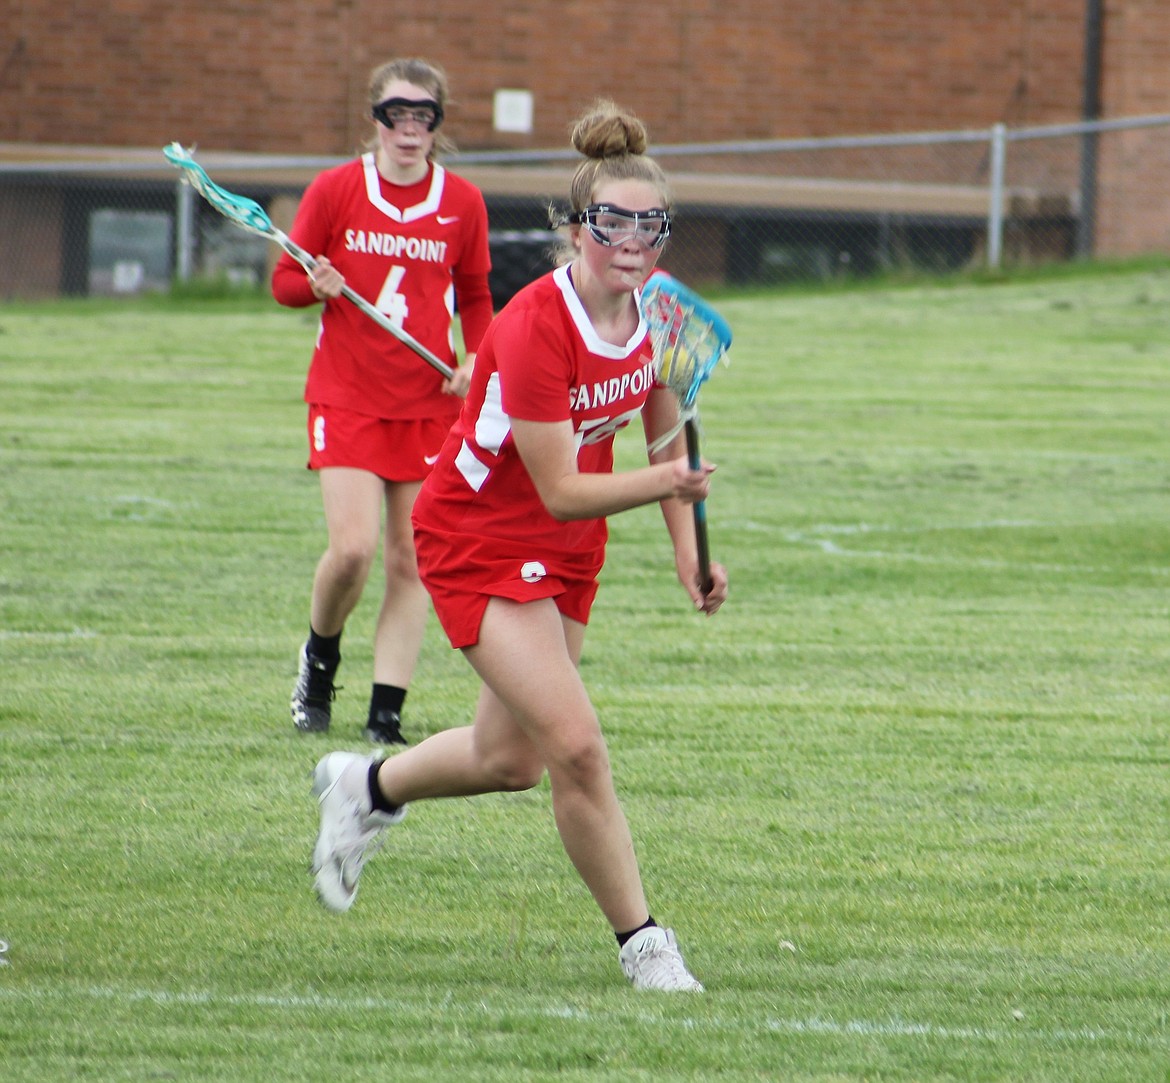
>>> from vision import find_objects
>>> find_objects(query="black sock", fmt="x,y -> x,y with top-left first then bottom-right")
615,915 -> 657,947
307,626 -> 342,664
368,761 -> 402,815
368,683 -> 407,721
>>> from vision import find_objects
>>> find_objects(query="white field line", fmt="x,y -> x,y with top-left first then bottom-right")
0,628 -> 98,642
0,982 -> 1164,1050
763,520 -> 1170,577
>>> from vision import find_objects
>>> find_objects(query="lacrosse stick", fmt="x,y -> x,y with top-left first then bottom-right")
638,270 -> 732,597
163,142 -> 454,380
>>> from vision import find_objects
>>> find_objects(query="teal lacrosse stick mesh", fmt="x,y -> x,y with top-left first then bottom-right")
162,143 -> 454,378
163,142 -> 282,241
638,271 -> 732,596
640,270 -> 732,451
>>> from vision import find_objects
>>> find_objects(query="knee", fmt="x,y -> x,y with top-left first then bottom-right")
491,753 -> 545,793
476,739 -> 544,792
550,734 -> 610,793
329,539 -> 376,584
383,535 -> 420,584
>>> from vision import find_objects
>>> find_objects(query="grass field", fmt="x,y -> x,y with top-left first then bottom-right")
1,262 -> 1168,1081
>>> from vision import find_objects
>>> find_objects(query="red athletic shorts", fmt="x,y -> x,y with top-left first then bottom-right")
412,522 -> 601,649
306,404 -> 455,483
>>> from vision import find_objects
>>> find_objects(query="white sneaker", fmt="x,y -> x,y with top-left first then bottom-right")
619,926 -> 704,992
310,751 -> 405,912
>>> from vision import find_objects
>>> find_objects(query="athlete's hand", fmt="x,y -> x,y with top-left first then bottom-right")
677,556 -> 728,615
443,354 -> 474,398
698,560 -> 729,615
669,454 -> 716,504
307,257 -> 344,300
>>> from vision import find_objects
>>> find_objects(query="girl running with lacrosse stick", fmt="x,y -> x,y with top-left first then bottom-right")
308,99 -> 728,991
274,57 -> 494,745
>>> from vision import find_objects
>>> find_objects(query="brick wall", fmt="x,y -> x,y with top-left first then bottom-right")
0,0 -> 1093,151
1094,0 -> 1170,254
1,0 -> 1166,254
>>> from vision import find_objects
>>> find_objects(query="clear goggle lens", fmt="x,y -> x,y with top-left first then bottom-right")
575,204 -> 671,249
372,97 -> 443,132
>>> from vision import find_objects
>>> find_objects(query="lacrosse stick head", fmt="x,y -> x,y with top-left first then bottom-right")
163,142 -> 274,237
639,270 -> 732,410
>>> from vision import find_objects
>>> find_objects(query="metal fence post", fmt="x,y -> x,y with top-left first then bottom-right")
987,123 -> 1006,270
175,178 -> 194,282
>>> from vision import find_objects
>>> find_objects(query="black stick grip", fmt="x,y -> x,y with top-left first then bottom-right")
684,418 -> 714,596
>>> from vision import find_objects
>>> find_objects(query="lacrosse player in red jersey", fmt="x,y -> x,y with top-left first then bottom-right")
273,57 -> 493,745
308,100 -> 728,992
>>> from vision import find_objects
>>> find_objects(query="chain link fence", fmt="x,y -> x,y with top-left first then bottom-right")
1,114 -> 1167,305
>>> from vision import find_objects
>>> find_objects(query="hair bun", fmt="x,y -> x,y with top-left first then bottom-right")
570,100 -> 648,158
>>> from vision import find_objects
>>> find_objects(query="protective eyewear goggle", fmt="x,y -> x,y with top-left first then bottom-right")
371,96 -> 444,132
572,204 -> 672,249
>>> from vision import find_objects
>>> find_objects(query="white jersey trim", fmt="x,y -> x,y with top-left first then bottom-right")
553,264 -> 648,359
361,154 -> 447,223
455,439 -> 489,492
456,372 -> 510,492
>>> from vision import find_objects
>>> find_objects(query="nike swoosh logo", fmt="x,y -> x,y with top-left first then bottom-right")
424,453 -> 440,465
436,215 -> 460,224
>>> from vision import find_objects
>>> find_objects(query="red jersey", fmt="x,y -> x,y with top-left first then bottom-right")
272,155 -> 492,421
412,264 -> 657,588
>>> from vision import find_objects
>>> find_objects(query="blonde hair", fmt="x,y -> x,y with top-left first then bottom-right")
550,101 -> 672,264
365,56 -> 455,159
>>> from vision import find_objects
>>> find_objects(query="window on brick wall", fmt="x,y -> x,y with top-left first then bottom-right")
88,208 -> 173,296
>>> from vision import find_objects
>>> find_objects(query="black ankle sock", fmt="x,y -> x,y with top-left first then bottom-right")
368,683 -> 407,721
307,626 -> 342,663
368,761 -> 402,815
615,915 -> 657,947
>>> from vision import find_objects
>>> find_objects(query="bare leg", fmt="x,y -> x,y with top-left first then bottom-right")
376,597 -> 649,933
371,480 -> 429,688
376,680 -> 545,801
310,468 -> 384,636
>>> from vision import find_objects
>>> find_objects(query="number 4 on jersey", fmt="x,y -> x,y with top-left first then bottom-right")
375,265 -> 409,328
